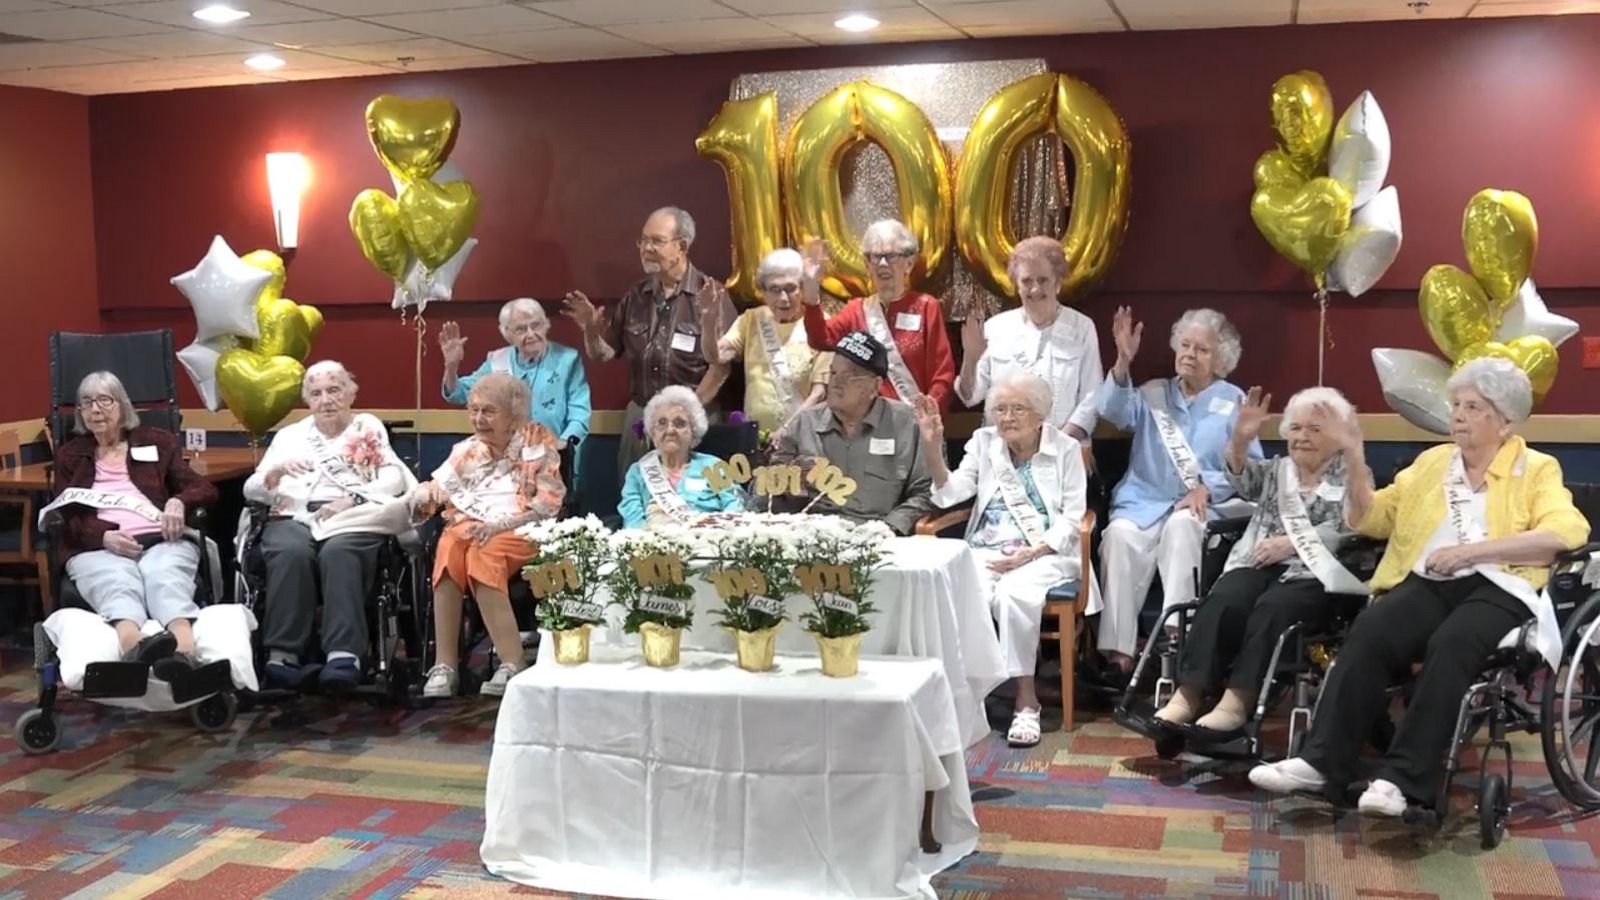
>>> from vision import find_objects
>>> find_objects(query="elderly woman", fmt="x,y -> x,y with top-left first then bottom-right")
440,297 -> 591,459
1151,386 -> 1362,738
1095,307 -> 1261,684
914,373 -> 1094,747
801,222 -> 955,411
243,361 -> 415,692
957,236 -> 1103,439
619,385 -> 746,529
1251,359 -> 1588,818
414,373 -> 566,699
49,371 -> 216,680
699,248 -> 831,436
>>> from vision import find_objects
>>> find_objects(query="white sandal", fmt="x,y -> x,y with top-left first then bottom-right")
1007,707 -> 1042,748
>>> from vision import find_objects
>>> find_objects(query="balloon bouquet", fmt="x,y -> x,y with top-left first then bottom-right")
174,237 -> 323,441
1250,71 -> 1402,383
1373,190 -> 1571,434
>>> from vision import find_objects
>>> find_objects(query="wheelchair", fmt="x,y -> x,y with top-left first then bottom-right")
14,330 -> 239,755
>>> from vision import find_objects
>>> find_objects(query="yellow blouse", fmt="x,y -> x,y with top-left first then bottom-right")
1356,435 -> 1589,593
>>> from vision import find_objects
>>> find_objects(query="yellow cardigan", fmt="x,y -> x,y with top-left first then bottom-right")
1357,435 -> 1590,593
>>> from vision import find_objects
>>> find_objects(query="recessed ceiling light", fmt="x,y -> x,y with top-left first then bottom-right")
833,14 -> 880,33
193,4 -> 250,24
244,53 -> 285,71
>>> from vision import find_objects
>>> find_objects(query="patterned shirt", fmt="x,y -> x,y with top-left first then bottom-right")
970,459 -> 1051,553
602,263 -> 736,408
1222,454 -> 1353,581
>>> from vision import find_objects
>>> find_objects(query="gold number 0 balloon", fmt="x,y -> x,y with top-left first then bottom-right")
954,73 -> 1131,300
782,81 -> 952,299
696,94 -> 784,305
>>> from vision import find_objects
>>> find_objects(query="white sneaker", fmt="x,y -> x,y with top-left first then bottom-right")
1249,758 -> 1327,795
1357,778 -> 1407,817
480,662 -> 523,697
421,664 -> 458,698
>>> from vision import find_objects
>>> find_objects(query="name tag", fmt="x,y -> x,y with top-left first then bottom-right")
521,444 -> 546,461
869,438 -> 895,456
684,477 -> 708,492
1207,397 -> 1236,416
490,358 -> 512,374
130,445 -> 159,462
893,312 -> 921,331
1315,482 -> 1346,503
670,331 -> 698,353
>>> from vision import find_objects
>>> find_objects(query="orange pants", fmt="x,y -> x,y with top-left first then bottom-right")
431,523 -> 536,593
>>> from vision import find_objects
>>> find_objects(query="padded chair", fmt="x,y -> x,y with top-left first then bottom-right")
0,429 -> 50,627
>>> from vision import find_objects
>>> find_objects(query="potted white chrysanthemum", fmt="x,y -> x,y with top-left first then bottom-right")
518,515 -> 612,664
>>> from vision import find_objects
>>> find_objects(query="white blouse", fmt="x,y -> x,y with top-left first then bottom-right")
957,306 -> 1103,434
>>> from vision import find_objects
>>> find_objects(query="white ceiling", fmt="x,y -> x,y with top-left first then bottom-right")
0,0 -> 1592,94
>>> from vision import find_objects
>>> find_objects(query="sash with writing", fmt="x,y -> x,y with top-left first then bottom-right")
38,487 -> 162,530
755,309 -> 802,420
1278,457 -> 1365,595
994,456 -> 1048,549
1141,382 -> 1202,492
862,302 -> 923,404
639,451 -> 693,523
431,429 -> 527,524
306,424 -> 386,503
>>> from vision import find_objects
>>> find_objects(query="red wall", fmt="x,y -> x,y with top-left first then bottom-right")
1,86 -> 100,422
88,15 -> 1600,414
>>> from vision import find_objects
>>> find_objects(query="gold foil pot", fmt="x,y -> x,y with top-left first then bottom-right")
640,622 -> 683,668
553,625 -> 592,665
814,632 -> 864,678
730,625 -> 781,673
1307,642 -> 1333,670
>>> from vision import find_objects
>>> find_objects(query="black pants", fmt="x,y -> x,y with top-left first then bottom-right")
1299,573 -> 1527,804
259,519 -> 386,661
1178,566 -> 1330,695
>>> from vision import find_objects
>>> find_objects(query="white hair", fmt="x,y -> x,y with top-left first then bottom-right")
498,297 -> 549,341
74,371 -> 139,434
1279,386 -> 1355,438
756,248 -> 803,290
861,219 -> 918,256
985,372 -> 1054,424
649,206 -> 696,247
644,384 -> 709,445
1170,308 -> 1243,377
1447,357 -> 1532,424
468,372 -> 531,425
302,360 -> 357,402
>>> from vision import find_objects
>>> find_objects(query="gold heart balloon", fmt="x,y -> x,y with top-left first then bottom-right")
254,295 -> 323,362
1249,176 -> 1352,286
1252,148 -> 1308,190
240,249 -> 287,299
216,348 -> 305,438
1269,70 -> 1334,174
364,95 -> 459,184
1455,335 -> 1559,401
1462,188 -> 1538,304
1418,264 -> 1496,360
349,189 -> 412,280
398,179 -> 480,270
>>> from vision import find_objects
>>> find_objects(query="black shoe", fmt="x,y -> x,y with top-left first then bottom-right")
124,631 -> 177,665
263,660 -> 318,691
152,652 -> 198,683
319,657 -> 361,693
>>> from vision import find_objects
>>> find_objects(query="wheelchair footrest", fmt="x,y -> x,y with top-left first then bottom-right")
1112,701 -> 1163,740
81,662 -> 155,699
170,661 -> 233,705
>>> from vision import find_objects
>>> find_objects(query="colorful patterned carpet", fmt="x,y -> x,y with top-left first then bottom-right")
2,657 -> 1598,899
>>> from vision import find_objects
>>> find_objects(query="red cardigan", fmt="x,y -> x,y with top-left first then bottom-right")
53,427 -> 217,562
803,291 -> 956,411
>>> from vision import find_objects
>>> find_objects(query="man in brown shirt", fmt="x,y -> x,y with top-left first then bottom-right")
562,206 -> 735,486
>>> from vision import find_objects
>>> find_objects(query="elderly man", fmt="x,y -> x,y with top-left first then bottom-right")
562,206 -> 736,485
771,331 -> 933,536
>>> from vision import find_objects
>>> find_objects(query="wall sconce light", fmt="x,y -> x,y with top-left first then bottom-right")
265,151 -> 309,250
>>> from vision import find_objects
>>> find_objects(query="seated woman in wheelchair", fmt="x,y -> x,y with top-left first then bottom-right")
49,371 -> 216,680
914,372 -> 1092,748
413,373 -> 565,698
617,385 -> 746,529
1152,386 -> 1360,737
243,361 -> 415,692
1251,359 -> 1589,817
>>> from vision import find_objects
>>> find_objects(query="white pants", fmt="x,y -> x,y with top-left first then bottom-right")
65,540 -> 201,628
971,548 -> 1080,679
1096,510 -> 1204,657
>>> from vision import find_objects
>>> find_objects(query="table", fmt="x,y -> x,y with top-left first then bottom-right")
481,648 -> 978,900
537,537 -> 1008,747
0,446 -> 260,492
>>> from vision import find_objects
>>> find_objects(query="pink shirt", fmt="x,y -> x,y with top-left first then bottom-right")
94,457 -> 160,537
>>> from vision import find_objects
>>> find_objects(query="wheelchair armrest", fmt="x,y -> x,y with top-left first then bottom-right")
1204,514 -> 1253,539
916,501 -> 973,538
1555,542 -> 1600,565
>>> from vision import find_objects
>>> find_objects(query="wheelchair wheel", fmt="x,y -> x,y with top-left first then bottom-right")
190,692 -> 239,734
1541,594 -> 1600,808
1478,773 -> 1509,850
1154,730 -> 1185,760
15,709 -> 61,755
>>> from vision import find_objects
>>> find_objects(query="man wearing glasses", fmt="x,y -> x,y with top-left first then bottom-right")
562,206 -> 735,486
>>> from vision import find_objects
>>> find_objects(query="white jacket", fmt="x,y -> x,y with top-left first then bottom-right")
931,425 -> 1088,563
242,413 -> 417,541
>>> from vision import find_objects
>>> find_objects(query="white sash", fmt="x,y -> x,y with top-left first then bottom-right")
1279,458 -> 1365,595
995,457 -> 1048,549
1444,449 -> 1559,668
862,302 -> 923,403
488,346 -> 513,374
1142,382 -> 1202,492
430,430 -> 527,524
306,425 -> 385,503
38,487 -> 162,529
639,451 -> 693,522
755,310 -> 801,420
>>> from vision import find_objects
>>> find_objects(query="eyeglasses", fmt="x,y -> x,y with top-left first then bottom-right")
991,403 -> 1035,419
78,395 -> 117,410
508,324 -> 546,337
867,250 -> 915,265
764,283 -> 801,296
830,371 -> 879,386
653,417 -> 691,431
466,405 -> 501,416
637,235 -> 679,250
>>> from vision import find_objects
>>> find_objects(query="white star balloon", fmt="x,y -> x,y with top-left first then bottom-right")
1372,347 -> 1452,435
175,335 -> 237,411
1496,279 -> 1578,348
392,236 -> 477,314
171,235 -> 268,343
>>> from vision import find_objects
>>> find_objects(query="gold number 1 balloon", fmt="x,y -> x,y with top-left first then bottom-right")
696,93 -> 784,305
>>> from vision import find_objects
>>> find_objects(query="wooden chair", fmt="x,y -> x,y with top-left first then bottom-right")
915,444 -> 1097,731
0,429 -> 51,653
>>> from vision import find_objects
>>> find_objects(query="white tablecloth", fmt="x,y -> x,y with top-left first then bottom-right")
536,537 -> 1006,746
481,649 -> 979,900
